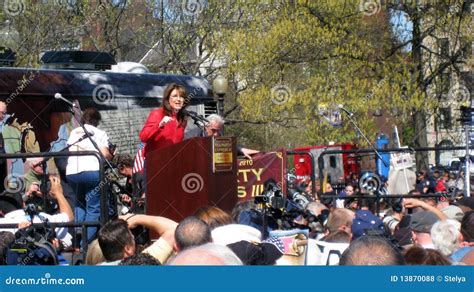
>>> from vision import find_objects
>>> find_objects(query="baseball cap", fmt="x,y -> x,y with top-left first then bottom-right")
410,211 -> 439,233
441,205 -> 464,222
351,210 -> 384,240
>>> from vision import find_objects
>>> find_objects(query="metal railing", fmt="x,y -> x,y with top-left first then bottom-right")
0,151 -> 109,261
286,150 -> 317,196
318,145 -> 473,198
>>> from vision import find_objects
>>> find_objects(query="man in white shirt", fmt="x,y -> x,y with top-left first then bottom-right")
0,176 -> 74,241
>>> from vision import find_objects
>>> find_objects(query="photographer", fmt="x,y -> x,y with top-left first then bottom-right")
0,176 -> 74,256
22,158 -> 45,202
382,199 -> 404,234
113,154 -> 145,214
0,176 -> 73,240
305,202 -> 329,239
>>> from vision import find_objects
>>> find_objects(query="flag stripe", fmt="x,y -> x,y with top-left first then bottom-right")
133,143 -> 145,174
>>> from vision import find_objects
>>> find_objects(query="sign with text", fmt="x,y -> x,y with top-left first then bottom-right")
212,137 -> 233,172
237,151 -> 286,201
390,149 -> 414,171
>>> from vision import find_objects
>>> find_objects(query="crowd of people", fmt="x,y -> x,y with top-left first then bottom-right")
0,83 -> 473,266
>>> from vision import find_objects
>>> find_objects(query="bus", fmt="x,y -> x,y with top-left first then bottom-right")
0,56 -> 217,189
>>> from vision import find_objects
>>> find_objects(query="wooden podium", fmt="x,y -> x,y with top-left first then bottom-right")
145,136 -> 237,224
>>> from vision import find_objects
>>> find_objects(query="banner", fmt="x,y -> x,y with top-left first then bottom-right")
237,151 -> 286,201
0,266 -> 472,292
391,151 -> 415,170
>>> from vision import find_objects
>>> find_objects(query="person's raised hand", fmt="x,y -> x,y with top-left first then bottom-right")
48,175 -> 63,199
159,116 -> 174,128
403,198 -> 426,209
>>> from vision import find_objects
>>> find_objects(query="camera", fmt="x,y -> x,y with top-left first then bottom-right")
251,178 -> 323,231
6,205 -> 58,265
108,140 -> 117,154
255,179 -> 286,209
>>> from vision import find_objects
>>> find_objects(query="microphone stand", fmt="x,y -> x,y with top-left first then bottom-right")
63,102 -> 119,179
185,110 -> 209,133
340,109 -> 389,168
38,132 -> 91,167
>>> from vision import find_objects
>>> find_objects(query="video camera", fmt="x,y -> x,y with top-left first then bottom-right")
6,204 -> 58,265
254,179 -> 285,209
251,178 -> 323,231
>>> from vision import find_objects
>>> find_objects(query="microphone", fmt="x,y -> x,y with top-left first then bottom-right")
338,104 -> 354,117
54,93 -> 77,108
182,109 -> 209,124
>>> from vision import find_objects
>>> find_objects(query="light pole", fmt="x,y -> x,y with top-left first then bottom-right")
212,74 -> 228,117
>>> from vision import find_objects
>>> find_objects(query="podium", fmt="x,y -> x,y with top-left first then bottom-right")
145,136 -> 237,225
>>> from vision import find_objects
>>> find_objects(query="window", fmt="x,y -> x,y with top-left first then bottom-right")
437,108 -> 452,130
461,71 -> 473,102
439,73 -> 451,96
461,38 -> 472,60
438,38 -> 450,57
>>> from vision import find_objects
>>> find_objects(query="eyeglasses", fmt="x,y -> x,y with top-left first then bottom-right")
170,96 -> 185,100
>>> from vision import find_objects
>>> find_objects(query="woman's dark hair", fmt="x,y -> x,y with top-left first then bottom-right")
80,107 -> 101,127
161,83 -> 188,126
404,246 -> 452,265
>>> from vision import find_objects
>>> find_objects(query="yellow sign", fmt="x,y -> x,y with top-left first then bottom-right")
213,137 -> 233,172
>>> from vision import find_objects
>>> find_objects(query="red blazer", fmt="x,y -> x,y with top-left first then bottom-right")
139,108 -> 186,156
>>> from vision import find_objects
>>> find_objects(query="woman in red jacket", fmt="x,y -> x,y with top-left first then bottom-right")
139,83 -> 188,157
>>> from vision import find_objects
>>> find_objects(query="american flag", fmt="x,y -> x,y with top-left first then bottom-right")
132,142 -> 146,174
264,236 -> 299,255
263,237 -> 286,254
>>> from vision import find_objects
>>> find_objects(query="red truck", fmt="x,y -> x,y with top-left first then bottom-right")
292,143 -> 360,185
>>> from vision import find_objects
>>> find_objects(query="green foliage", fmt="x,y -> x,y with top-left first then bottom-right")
222,1 -> 416,147
222,0 -> 470,152
1,0 -> 470,154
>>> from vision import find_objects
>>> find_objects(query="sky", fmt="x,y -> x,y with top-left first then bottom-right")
389,9 -> 413,52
